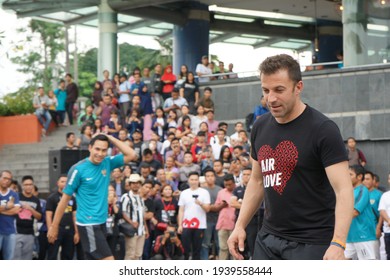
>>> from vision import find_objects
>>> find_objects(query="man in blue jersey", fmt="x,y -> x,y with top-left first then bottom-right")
345,165 -> 377,259
47,134 -> 136,260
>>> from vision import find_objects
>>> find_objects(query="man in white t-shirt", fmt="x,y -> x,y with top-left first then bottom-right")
378,190 -> 390,260
178,172 -> 210,259
195,55 -> 212,83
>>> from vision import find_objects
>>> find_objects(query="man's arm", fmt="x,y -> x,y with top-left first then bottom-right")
323,161 -> 354,260
0,205 -> 20,215
228,156 -> 264,260
177,205 -> 184,234
230,195 -> 241,210
47,194 -> 72,243
106,134 -> 136,163
380,209 -> 390,225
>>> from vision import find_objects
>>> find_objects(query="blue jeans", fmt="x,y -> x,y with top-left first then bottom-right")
0,233 -> 16,260
200,222 -> 219,260
35,109 -> 52,131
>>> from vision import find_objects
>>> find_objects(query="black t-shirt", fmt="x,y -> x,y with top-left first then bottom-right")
16,193 -> 42,235
154,198 -> 178,225
46,191 -> 77,228
232,185 -> 259,220
181,82 -> 199,103
250,105 -> 347,244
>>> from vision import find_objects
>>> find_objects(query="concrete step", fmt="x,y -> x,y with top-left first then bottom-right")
0,162 -> 48,170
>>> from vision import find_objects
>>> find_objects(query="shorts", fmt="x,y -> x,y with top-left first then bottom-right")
345,240 -> 378,260
78,224 -> 112,260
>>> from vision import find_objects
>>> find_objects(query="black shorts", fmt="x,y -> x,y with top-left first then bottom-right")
253,230 -> 329,260
78,224 -> 112,260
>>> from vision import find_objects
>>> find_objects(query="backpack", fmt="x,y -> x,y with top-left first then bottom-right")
245,113 -> 254,132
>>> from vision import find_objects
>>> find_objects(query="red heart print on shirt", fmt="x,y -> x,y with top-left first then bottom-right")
258,140 -> 298,195
182,217 -> 200,229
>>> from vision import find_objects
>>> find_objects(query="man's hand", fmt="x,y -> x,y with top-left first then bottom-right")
323,245 -> 346,260
74,232 -> 80,244
227,227 -> 247,260
47,225 -> 59,244
177,225 -> 183,234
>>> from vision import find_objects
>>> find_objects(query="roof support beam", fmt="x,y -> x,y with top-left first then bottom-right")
252,38 -> 283,49
210,33 -> 238,44
121,7 -> 187,26
118,19 -> 159,32
110,0 -> 179,10
15,4 -> 94,18
63,12 -> 98,26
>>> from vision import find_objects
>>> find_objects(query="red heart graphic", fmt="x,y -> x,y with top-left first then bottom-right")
182,217 -> 200,229
257,141 -> 298,195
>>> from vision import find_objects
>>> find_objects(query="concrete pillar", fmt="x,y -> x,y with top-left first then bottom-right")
173,2 -> 209,75
315,20 -> 343,66
98,0 -> 117,80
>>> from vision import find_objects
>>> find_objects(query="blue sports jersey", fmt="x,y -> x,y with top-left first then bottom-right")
63,154 -> 124,225
347,184 -> 376,243
0,189 -> 20,235
369,188 -> 382,223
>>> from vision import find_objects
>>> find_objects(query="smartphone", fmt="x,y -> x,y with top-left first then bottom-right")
192,194 -> 199,199
169,231 -> 176,238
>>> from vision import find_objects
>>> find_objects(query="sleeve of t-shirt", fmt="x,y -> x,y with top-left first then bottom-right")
109,154 -> 125,171
316,120 -> 348,168
378,194 -> 388,211
45,195 -> 55,212
63,166 -> 82,197
35,198 -> 42,214
355,187 -> 370,214
178,191 -> 185,206
202,190 -> 211,205
215,190 -> 222,205
12,191 -> 20,206
146,199 -> 155,213
195,64 -> 201,74
250,121 -> 260,160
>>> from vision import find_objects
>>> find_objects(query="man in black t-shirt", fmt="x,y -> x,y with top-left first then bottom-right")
46,174 -> 78,260
228,54 -> 354,260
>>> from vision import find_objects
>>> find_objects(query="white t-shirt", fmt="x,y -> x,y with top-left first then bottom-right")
178,187 -> 210,229
195,64 -> 212,83
378,191 -> 390,233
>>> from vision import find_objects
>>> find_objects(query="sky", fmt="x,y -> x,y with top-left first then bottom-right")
0,8 -> 310,97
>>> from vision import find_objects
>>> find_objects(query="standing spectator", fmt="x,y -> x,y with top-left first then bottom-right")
227,63 -> 238,79
216,61 -> 228,80
163,88 -> 188,117
196,55 -> 212,83
161,65 -> 177,101
200,169 -> 222,260
121,174 -> 148,260
97,94 -> 116,126
253,95 -> 269,123
106,188 -> 122,259
150,63 -> 163,110
0,170 -> 20,260
213,160 -> 225,187
206,110 -> 219,134
65,73 -> 79,125
178,172 -> 211,260
347,137 -> 367,167
176,64 -> 189,88
230,122 -> 245,146
211,129 -> 231,160
345,165 -> 377,259
91,81 -> 103,111
54,79 -> 67,126
113,73 -> 121,96
138,83 -> 154,141
14,175 -> 42,260
33,86 -> 52,136
46,174 -> 78,260
179,152 -> 201,188
215,174 -> 236,260
152,107 -> 167,142
198,87 -> 215,113
102,69 -> 115,90
191,105 -> 208,135
180,71 -> 199,114
47,134 -> 135,260
141,67 -> 152,88
47,89 -> 59,127
117,74 -> 131,125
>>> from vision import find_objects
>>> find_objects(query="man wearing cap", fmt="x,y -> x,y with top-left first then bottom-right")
120,174 -> 149,260
196,55 -> 212,83
33,86 -> 52,136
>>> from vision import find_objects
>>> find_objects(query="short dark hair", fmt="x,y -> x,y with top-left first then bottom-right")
204,168 -> 215,176
235,122 -> 243,127
59,79 -> 65,84
197,131 -> 206,137
58,174 -> 67,181
349,165 -> 365,180
259,54 -> 302,84
143,148 -> 153,156
0,170 -> 12,178
66,132 -> 75,140
188,171 -> 199,178
365,171 -> 375,180
184,151 -> 193,157
65,73 -> 73,78
242,167 -> 252,172
143,179 -> 154,186
374,174 -> 380,182
213,159 -> 223,165
22,175 -> 34,183
217,128 -> 226,135
218,122 -> 228,128
347,137 -> 356,142
223,173 -> 235,182
89,134 -> 109,147
140,162 -> 150,169
204,87 -> 212,93
234,145 -> 243,151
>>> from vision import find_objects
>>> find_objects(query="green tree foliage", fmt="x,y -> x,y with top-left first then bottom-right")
11,20 -> 64,90
0,87 -> 35,116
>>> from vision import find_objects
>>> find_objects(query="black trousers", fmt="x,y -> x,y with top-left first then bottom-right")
181,228 -> 204,260
47,228 -> 75,260
253,230 -> 329,260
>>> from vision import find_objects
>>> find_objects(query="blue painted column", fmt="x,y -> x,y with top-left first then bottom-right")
173,2 -> 210,75
98,0 -> 118,80
315,20 -> 343,66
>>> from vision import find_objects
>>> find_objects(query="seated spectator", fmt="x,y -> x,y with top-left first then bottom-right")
206,110 -> 219,134
176,115 -> 194,139
177,105 -> 193,127
165,138 -> 185,167
166,110 -> 178,129
175,64 -> 188,88
220,145 -> 233,174
78,104 -> 96,129
179,152 -> 201,189
151,224 -> 184,260
91,81 -> 103,111
163,88 -> 188,117
211,129 -> 231,160
92,118 -> 104,137
112,128 -> 132,156
191,131 -> 207,164
210,122 -> 231,145
106,109 -> 122,139
198,87 -> 214,113
33,86 -> 52,136
96,94 -> 117,126
230,122 -> 244,146
165,156 -> 180,190
126,108 -> 143,136
140,148 -> 163,176
253,95 -> 269,123
200,145 -> 214,174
